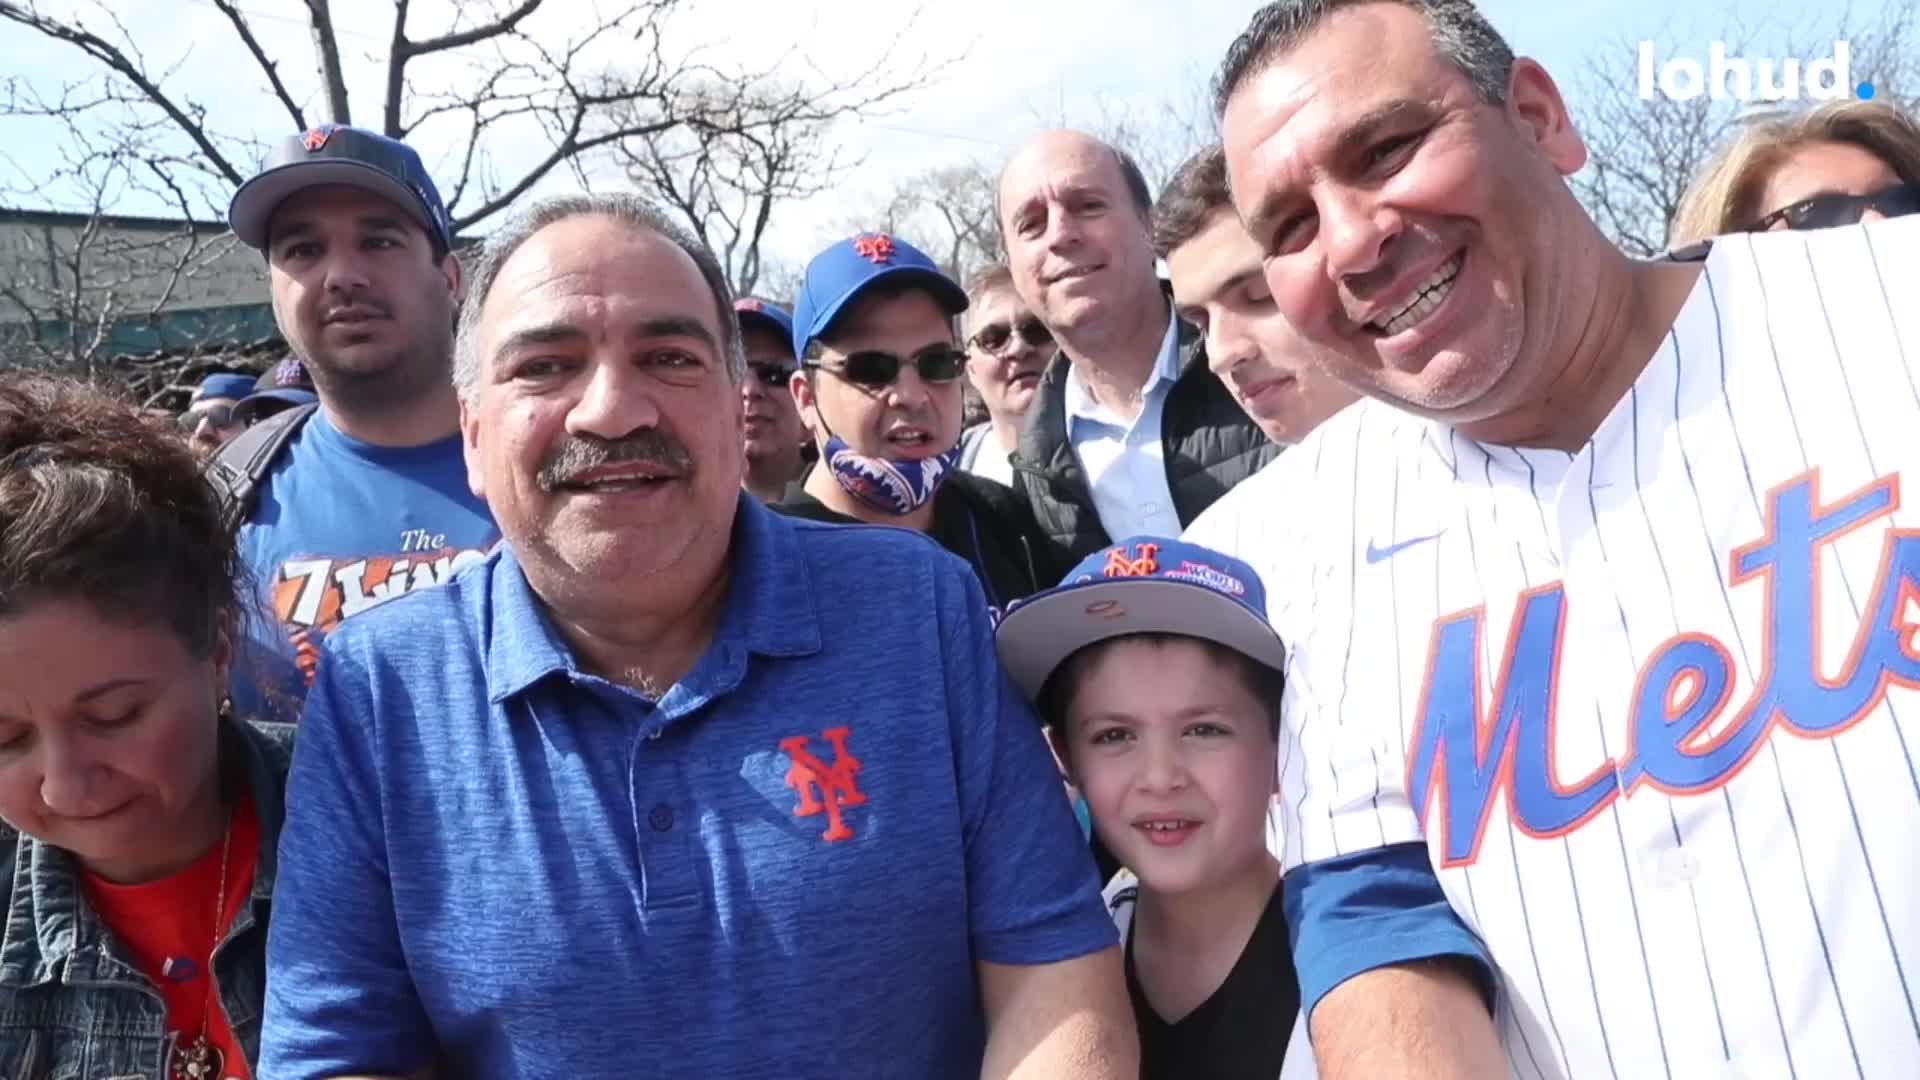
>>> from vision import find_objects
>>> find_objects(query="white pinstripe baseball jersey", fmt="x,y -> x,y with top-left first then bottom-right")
1184,215 -> 1920,1080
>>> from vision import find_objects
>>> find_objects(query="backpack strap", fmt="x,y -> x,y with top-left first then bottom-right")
205,402 -> 318,533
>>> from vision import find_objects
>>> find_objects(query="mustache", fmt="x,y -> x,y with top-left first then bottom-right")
322,296 -> 392,321
536,431 -> 694,491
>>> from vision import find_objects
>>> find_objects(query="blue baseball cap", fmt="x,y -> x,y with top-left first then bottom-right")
993,536 -> 1287,700
790,232 -> 968,356
734,298 -> 796,355
227,124 -> 453,254
192,373 -> 256,403
232,356 -> 319,425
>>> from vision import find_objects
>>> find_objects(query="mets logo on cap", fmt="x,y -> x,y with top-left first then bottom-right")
302,124 -> 341,152
852,233 -> 896,264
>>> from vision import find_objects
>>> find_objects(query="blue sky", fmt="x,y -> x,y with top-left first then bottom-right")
0,0 -> 1895,268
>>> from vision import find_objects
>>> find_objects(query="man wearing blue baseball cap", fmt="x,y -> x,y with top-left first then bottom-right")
179,371 -> 255,459
778,231 -> 1069,610
231,355 -> 319,427
734,297 -> 811,502
216,124 -> 497,718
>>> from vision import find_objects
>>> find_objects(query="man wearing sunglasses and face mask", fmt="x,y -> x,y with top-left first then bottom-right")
780,233 -> 1071,612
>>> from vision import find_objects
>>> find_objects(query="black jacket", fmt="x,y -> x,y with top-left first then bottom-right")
776,471 -> 1073,611
1011,315 -> 1281,561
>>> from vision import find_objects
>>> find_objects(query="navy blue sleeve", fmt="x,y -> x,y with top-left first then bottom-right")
1284,841 -> 1496,1021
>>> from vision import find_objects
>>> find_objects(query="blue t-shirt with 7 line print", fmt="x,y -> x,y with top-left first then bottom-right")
231,408 -> 497,719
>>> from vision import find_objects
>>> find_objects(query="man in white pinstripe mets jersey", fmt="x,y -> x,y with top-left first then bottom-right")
1187,2 -> 1920,1079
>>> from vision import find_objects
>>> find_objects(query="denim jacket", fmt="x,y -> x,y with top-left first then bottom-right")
0,719 -> 293,1079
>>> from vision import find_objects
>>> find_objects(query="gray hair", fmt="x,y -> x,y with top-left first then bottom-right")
1213,0 -> 1515,118
453,192 -> 746,397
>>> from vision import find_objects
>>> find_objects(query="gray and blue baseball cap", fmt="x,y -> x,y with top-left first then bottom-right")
993,536 -> 1287,701
227,124 -> 453,254
233,356 -> 318,425
790,232 -> 967,356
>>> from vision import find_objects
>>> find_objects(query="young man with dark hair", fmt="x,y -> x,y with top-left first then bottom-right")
1153,146 -> 1356,445
778,233 -> 1069,611
219,124 -> 497,715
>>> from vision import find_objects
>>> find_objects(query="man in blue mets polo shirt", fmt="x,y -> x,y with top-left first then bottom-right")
259,193 -> 1135,1079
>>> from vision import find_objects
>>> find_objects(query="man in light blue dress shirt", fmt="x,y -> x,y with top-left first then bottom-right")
1060,307 -> 1185,540
997,129 -> 1278,561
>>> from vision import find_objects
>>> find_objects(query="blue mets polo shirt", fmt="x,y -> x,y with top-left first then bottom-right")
259,496 -> 1116,1079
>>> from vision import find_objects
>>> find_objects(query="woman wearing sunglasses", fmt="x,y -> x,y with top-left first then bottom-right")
1670,99 -> 1920,246
779,234 -> 1072,612
0,373 -> 293,1079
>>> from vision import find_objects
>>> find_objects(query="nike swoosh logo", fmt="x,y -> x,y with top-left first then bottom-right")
1365,531 -> 1444,564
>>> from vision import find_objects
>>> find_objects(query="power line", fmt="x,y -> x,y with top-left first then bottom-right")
179,0 -> 389,45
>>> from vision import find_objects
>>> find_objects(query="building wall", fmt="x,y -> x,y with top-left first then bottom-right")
0,213 -> 269,320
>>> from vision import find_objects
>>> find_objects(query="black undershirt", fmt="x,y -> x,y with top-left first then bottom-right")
1125,879 -> 1301,1080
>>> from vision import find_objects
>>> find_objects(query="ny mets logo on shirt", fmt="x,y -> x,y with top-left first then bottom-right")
781,726 -> 867,842
1408,469 -> 1920,867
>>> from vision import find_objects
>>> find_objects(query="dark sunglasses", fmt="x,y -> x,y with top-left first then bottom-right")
968,316 -> 1052,355
806,344 -> 966,389
1750,184 -> 1920,233
747,361 -> 795,388
178,403 -> 240,432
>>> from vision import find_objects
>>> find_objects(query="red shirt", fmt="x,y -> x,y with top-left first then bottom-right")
81,794 -> 259,1080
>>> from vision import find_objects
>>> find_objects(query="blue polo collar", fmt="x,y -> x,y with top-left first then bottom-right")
483,495 -> 823,705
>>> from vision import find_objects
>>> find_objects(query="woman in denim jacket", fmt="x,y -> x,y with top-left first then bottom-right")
0,373 -> 292,1080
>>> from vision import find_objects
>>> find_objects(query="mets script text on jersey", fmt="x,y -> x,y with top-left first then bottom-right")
1407,469 -> 1920,866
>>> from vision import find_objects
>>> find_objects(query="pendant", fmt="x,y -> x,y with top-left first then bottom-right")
170,1034 -> 225,1080
160,956 -> 202,983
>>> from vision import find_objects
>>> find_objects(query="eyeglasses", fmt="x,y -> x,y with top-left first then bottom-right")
178,403 -> 240,432
968,316 -> 1052,355
747,361 -> 795,388
805,344 -> 967,389
1750,184 -> 1920,232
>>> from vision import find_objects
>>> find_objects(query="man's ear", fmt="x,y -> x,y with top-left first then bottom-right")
440,249 -> 465,300
1505,57 -> 1588,177
460,393 -> 485,500
790,369 -> 822,438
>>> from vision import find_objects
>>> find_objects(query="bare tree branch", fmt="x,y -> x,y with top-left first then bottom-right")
406,0 -> 542,58
209,0 -> 309,131
0,0 -> 247,186
0,0 -> 955,392
304,0 -> 352,124
1568,6 -> 1918,253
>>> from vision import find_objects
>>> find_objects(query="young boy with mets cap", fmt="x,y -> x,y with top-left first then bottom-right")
994,536 -> 1314,1080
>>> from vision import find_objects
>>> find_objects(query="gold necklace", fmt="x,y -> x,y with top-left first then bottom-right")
169,807 -> 234,1080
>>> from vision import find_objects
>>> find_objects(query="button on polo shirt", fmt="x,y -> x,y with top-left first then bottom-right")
260,496 -> 1115,1080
